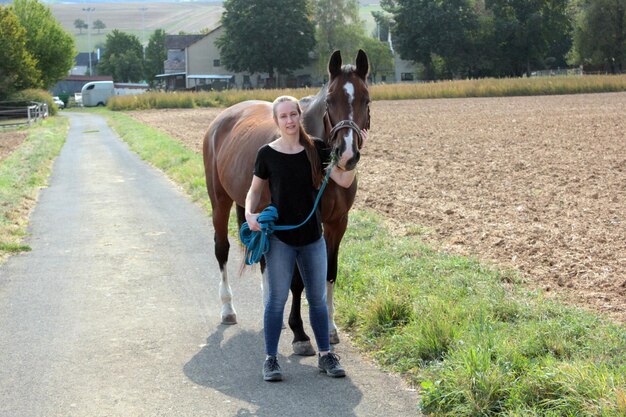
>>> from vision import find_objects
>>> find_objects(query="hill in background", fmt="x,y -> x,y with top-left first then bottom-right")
50,2 -> 224,51
47,1 -> 380,53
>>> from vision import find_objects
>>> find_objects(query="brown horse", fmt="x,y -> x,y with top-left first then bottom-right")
202,50 -> 370,355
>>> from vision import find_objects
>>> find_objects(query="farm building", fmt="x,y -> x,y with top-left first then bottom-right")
156,26 -> 320,91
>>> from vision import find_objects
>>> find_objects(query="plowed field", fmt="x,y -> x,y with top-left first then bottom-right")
126,92 -> 626,322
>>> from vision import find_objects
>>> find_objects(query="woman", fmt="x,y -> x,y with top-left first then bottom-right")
245,95 -> 367,382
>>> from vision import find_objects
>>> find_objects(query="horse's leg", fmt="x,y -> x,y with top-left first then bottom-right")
289,268 -> 315,356
213,193 -> 236,324
324,216 -> 349,344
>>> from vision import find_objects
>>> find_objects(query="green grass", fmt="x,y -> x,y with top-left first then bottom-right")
337,211 -> 626,416
102,109 -> 626,416
107,74 -> 626,111
0,118 -> 68,260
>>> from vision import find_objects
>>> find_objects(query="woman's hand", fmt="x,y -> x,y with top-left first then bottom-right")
245,212 -> 261,232
360,128 -> 368,149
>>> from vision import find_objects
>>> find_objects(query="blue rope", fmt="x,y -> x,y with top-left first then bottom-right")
239,163 -> 334,265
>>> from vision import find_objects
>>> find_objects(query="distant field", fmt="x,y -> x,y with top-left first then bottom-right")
51,2 -> 382,51
359,4 -> 382,36
50,2 -> 223,50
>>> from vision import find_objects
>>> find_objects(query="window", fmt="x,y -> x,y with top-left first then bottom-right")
401,73 -> 414,81
213,59 -> 221,67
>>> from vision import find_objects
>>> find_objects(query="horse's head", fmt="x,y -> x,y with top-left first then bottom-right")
324,49 -> 370,171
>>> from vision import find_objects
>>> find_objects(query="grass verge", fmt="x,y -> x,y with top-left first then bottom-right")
337,212 -> 626,416
105,109 -> 626,416
0,117 -> 68,261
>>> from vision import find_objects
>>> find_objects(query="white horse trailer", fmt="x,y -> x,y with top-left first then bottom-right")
81,81 -> 114,107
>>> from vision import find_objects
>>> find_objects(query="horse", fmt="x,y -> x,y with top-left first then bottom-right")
202,49 -> 370,355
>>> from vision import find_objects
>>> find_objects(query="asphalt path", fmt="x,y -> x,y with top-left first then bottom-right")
0,112 -> 419,417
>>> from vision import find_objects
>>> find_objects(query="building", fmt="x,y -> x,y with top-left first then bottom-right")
70,52 -> 100,76
156,26 -> 317,91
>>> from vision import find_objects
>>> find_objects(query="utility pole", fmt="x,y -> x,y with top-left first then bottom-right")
139,7 -> 148,55
82,7 -> 95,75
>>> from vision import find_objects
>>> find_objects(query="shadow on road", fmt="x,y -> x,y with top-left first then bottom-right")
184,325 -> 363,417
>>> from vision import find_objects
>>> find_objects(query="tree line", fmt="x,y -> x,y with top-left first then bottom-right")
0,0 -> 75,100
2,0 -> 625,97
376,0 -> 625,79
214,0 -> 626,82
74,18 -> 106,35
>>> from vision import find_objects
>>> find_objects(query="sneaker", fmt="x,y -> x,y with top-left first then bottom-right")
263,356 -> 283,381
318,353 -> 346,378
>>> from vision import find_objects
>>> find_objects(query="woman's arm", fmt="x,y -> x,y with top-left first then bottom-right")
245,175 -> 267,231
329,165 -> 358,188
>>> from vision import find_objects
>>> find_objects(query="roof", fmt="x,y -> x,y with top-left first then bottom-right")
63,75 -> 113,82
155,72 -> 186,78
187,75 -> 233,80
74,52 -> 98,67
165,34 -> 207,50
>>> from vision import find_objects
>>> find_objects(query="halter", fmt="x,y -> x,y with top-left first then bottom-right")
323,104 -> 370,150
329,119 -> 364,149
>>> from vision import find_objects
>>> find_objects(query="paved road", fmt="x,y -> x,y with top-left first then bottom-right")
0,112 -> 419,417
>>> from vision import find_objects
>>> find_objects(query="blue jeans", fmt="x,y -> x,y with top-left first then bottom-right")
263,236 -> 329,356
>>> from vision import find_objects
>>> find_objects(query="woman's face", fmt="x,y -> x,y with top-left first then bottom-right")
274,101 -> 300,137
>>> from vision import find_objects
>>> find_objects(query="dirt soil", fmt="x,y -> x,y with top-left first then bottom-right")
127,92 -> 626,323
0,130 -> 28,162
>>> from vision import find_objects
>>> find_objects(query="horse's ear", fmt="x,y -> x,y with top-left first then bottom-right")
328,50 -> 342,78
356,49 -> 369,80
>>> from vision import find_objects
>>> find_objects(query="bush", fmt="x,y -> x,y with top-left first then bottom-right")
9,89 -> 58,115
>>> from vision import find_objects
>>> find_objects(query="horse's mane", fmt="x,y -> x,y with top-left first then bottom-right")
301,84 -> 328,140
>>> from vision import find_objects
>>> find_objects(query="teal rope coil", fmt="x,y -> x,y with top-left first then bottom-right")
239,163 -> 334,265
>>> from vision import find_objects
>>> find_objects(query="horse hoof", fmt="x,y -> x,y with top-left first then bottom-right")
292,341 -> 316,356
221,314 -> 237,325
329,329 -> 340,344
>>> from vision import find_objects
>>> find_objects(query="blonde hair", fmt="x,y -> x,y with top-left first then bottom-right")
272,96 -> 323,188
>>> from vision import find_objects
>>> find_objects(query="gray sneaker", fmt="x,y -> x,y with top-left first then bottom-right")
263,356 -> 283,381
318,353 -> 346,378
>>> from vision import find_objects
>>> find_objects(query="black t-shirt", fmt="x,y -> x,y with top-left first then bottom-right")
254,139 -> 331,246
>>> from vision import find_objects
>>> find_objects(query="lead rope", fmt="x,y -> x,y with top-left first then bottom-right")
239,159 -> 337,265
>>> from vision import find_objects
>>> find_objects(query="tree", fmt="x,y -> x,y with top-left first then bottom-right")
360,36 -> 393,83
74,18 -> 87,34
98,29 -> 144,82
371,10 -> 392,42
313,0 -> 365,76
144,28 -> 166,86
568,0 -> 626,73
0,6 -> 41,99
486,0 -> 571,76
216,0 -> 315,83
93,19 -> 105,34
11,0 -> 75,89
382,0 -> 479,80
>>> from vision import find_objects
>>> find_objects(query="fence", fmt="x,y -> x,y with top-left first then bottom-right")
0,101 -> 48,128
530,68 -> 583,77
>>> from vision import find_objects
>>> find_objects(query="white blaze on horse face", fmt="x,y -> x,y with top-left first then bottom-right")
341,82 -> 355,162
